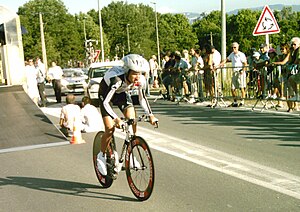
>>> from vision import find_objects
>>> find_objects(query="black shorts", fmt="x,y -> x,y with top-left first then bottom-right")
98,80 -> 135,118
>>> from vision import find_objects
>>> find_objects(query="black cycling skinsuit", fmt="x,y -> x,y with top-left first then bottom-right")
98,66 -> 152,119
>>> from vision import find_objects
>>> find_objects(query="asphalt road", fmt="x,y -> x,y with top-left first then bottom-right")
1,87 -> 300,211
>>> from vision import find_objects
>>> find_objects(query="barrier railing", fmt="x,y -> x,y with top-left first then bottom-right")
158,63 -> 299,111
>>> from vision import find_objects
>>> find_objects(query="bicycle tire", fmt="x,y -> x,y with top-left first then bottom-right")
92,131 -> 116,188
125,136 -> 155,201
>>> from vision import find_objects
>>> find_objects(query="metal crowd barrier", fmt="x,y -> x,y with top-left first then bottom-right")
157,63 -> 299,112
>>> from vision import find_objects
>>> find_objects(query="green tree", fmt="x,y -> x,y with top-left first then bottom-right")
18,0 -> 82,67
159,13 -> 198,53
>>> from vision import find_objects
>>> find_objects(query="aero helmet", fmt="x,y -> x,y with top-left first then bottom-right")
122,54 -> 150,74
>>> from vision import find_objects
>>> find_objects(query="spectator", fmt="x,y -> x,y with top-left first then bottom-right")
211,46 -> 222,68
161,51 -> 176,100
189,48 -> 204,102
48,61 -> 63,103
273,43 -> 291,108
218,42 -> 248,107
149,55 -> 159,88
174,54 -> 190,99
202,44 -> 214,103
35,57 -> 47,107
25,58 -> 39,105
80,96 -> 104,132
59,94 -> 82,137
247,48 -> 258,98
259,43 -> 270,98
287,37 -> 300,111
267,48 -> 281,103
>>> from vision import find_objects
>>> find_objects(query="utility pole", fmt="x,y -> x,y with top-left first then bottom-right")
98,0 -> 105,62
221,0 -> 227,82
39,12 -> 48,71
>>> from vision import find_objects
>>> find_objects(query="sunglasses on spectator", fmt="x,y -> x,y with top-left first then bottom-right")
232,46 -> 237,49
291,43 -> 296,46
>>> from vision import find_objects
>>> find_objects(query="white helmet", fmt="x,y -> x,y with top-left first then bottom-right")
123,54 -> 150,74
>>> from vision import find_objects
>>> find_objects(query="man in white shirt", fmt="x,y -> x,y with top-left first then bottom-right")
81,96 -> 104,132
48,61 -> 63,103
217,42 -> 248,107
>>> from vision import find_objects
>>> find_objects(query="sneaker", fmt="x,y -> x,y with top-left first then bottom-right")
130,154 -> 141,169
97,152 -> 107,176
271,94 -> 277,99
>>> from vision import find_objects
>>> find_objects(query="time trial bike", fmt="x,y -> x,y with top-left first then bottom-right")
92,116 -> 157,201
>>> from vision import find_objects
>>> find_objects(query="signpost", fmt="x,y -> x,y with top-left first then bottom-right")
253,5 -> 280,47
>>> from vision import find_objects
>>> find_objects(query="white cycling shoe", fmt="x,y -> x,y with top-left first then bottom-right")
97,151 -> 107,176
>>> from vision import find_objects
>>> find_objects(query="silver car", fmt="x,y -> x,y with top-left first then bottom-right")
61,68 -> 88,95
87,61 -> 123,105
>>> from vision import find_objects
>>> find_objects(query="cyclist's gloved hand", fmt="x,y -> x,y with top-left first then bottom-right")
114,117 -> 125,129
148,114 -> 158,126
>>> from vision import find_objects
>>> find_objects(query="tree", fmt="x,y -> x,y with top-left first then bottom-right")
159,13 -> 198,53
18,0 -> 83,67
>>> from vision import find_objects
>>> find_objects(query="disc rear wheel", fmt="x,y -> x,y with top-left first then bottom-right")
93,131 -> 116,188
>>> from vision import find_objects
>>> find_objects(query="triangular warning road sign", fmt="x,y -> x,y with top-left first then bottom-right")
253,5 -> 280,36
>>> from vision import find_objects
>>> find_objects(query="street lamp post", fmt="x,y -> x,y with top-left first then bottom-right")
98,0 -> 105,62
151,2 -> 161,68
126,24 -> 130,53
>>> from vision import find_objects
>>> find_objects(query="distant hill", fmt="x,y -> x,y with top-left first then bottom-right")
180,4 -> 300,24
228,4 -> 300,15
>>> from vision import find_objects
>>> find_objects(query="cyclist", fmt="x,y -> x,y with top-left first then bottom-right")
97,54 -> 159,176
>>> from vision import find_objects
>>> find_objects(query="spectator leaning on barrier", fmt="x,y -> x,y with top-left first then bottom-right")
258,43 -> 270,98
174,53 -> 191,99
217,42 -> 248,107
267,48 -> 282,107
202,44 -> 214,103
288,37 -> 300,103
189,48 -> 204,102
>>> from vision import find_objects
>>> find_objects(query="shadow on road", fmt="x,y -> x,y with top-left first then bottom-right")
0,176 -> 137,201
151,101 -> 300,144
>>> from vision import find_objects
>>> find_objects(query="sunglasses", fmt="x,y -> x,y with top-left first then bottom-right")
232,47 -> 237,49
291,43 -> 296,46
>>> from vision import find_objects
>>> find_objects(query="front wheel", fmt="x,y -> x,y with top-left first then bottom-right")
125,136 -> 155,201
93,131 -> 116,188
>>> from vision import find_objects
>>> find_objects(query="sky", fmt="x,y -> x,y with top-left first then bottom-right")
2,0 -> 299,14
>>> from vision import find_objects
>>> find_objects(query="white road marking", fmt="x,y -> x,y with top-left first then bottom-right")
43,107 -> 300,200
0,141 -> 70,153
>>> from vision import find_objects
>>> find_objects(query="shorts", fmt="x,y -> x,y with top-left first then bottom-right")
98,80 -> 134,118
231,71 -> 246,90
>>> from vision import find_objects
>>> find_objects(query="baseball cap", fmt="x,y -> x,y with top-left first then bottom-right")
260,43 -> 267,48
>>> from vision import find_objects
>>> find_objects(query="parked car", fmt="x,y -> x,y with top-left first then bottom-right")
61,68 -> 88,95
87,61 -> 123,106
